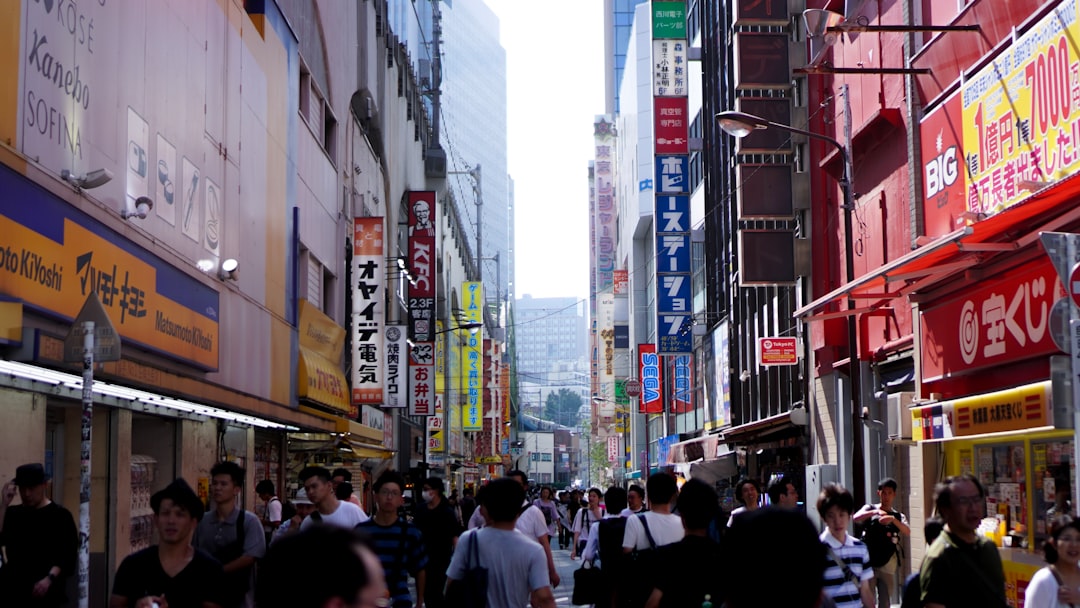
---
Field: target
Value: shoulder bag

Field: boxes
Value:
[572,559,603,605]
[444,532,487,608]
[1050,565,1076,608]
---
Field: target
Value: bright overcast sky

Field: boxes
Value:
[485,0,605,303]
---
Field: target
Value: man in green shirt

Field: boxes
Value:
[920,474,1007,608]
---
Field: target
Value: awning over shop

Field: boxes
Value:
[298,347,350,413]
[288,431,395,461]
[720,411,795,444]
[911,381,1053,442]
[795,173,1080,320]
[666,435,720,464]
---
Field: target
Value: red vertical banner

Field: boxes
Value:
[408,191,436,416]
[639,344,663,414]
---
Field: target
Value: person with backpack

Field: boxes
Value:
[195,462,266,608]
[621,474,685,608]
[255,480,282,546]
[356,471,428,608]
[571,488,605,559]
[582,486,629,607]
[854,477,910,608]
[446,478,556,608]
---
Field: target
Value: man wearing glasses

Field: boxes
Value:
[356,472,428,608]
[919,474,1007,608]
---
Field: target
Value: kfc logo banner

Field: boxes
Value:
[408,192,437,416]
[351,218,384,405]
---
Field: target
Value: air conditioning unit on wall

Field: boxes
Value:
[887,392,916,440]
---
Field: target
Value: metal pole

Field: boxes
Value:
[839,84,865,502]
[78,321,94,608]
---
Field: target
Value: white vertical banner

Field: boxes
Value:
[597,291,616,416]
[351,217,385,406]
[383,324,406,408]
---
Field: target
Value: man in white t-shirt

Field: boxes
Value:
[507,470,560,588]
[623,473,685,551]
[446,478,555,608]
[621,473,684,608]
[298,466,369,530]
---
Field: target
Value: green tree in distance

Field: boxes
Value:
[543,388,584,426]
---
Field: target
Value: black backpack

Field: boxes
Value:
[860,509,901,568]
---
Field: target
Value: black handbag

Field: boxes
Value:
[572,561,602,605]
[444,531,488,608]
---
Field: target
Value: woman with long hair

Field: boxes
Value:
[1025,515,1080,608]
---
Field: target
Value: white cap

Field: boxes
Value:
[293,489,313,505]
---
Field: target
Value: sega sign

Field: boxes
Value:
[639,343,663,414]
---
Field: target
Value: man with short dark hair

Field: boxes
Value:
[506,470,560,588]
[411,477,460,608]
[621,473,684,608]
[766,474,800,509]
[256,526,389,608]
[195,461,266,608]
[854,477,910,608]
[727,478,761,527]
[920,474,1006,608]
[645,479,724,608]
[255,479,282,545]
[356,471,428,608]
[110,478,226,608]
[818,483,875,608]
[620,484,648,516]
[299,466,369,530]
[446,478,555,608]
[331,467,363,508]
[0,463,78,607]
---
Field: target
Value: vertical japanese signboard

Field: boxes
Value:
[351,217,384,405]
[653,1,691,356]
[639,343,663,414]
[408,192,436,416]
[383,325,406,408]
[463,282,484,431]
[597,292,616,415]
[655,195,692,354]
[594,117,617,293]
[673,354,693,413]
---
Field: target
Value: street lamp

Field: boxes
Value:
[716,101,863,497]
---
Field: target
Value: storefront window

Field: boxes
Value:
[968,442,1027,547]
[1031,438,1075,548]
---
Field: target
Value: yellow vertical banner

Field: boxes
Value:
[463,282,484,431]
[435,320,445,392]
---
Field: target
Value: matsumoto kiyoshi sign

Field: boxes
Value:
[0,165,219,369]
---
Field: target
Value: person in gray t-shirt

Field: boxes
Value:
[446,478,555,608]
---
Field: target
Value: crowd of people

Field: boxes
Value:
[4,459,1080,607]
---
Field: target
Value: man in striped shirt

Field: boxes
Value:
[356,471,428,608]
[817,483,875,608]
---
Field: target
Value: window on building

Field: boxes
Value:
[299,62,337,163]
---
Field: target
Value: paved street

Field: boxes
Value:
[551,542,579,605]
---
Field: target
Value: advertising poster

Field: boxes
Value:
[463,281,483,430]
[408,192,436,416]
[351,217,385,405]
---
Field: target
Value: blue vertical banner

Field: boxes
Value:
[652,1,691,356]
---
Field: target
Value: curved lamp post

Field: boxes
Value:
[716,106,863,496]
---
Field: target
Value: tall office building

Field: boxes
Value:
[605,0,650,114]
[515,296,587,383]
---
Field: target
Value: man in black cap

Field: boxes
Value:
[0,463,78,607]
[110,478,226,608]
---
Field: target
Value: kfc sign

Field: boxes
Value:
[920,258,1064,382]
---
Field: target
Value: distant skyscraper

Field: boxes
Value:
[441,0,511,307]
[515,296,587,382]
[385,0,511,308]
[605,0,649,114]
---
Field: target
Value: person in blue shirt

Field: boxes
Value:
[356,471,428,608]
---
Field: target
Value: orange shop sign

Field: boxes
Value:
[758,337,797,366]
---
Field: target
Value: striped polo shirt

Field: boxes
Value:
[820,530,874,608]
[356,518,429,607]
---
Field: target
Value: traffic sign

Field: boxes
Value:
[624,379,642,398]
[1071,262,1080,308]
[63,292,121,362]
